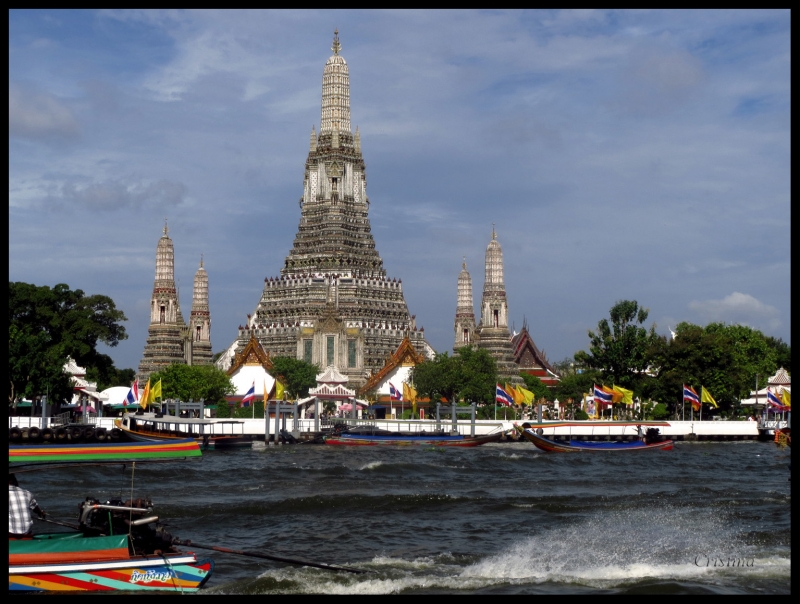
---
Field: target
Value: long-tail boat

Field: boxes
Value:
[515,421,674,452]
[115,413,253,449]
[325,425,507,447]
[9,439,214,592]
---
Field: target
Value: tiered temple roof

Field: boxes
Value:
[512,320,560,387]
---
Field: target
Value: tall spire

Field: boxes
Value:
[454,257,477,350]
[484,225,504,288]
[476,227,522,384]
[190,256,212,365]
[320,29,350,134]
[138,223,187,383]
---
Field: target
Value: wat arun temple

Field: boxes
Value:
[214,31,433,388]
[139,32,557,390]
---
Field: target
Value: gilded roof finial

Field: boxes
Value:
[332,29,341,55]
[164,217,168,236]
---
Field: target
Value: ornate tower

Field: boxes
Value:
[138,220,187,383]
[477,227,523,384]
[189,256,213,366]
[454,258,477,350]
[226,31,431,387]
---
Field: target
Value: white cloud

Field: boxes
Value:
[45,179,188,211]
[688,292,781,331]
[9,83,80,140]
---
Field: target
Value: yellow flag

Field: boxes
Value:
[613,385,634,405]
[700,386,717,408]
[404,382,418,416]
[276,380,285,401]
[140,379,151,409]
[151,379,162,401]
[781,390,791,407]
[517,386,535,405]
[263,380,268,405]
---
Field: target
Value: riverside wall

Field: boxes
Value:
[9,416,775,441]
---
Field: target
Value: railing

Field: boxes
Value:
[49,412,72,427]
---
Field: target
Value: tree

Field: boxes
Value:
[9,282,128,406]
[574,300,657,390]
[552,368,601,404]
[764,336,791,371]
[270,357,319,399]
[86,365,136,393]
[520,373,551,401]
[646,322,783,416]
[411,346,497,405]
[148,364,235,405]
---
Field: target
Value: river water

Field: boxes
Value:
[29,440,791,594]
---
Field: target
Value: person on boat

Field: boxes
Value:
[9,473,46,539]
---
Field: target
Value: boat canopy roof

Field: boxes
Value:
[520,421,670,428]
[127,413,243,425]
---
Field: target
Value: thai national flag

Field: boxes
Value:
[683,384,701,411]
[593,385,613,408]
[124,381,139,407]
[767,389,789,411]
[496,384,514,407]
[389,382,402,401]
[241,382,256,407]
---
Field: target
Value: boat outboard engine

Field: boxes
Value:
[644,427,662,444]
[78,497,174,554]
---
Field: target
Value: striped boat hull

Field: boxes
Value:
[9,555,213,592]
[8,439,202,464]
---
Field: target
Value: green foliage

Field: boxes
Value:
[552,368,601,403]
[270,357,319,399]
[574,408,589,420]
[649,403,669,420]
[216,401,231,418]
[234,400,264,418]
[646,322,784,415]
[9,282,128,405]
[520,373,550,401]
[148,363,235,405]
[764,336,791,370]
[86,366,136,393]
[571,300,791,419]
[411,346,497,404]
[574,300,657,390]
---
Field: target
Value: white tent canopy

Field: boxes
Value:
[99,386,135,406]
[229,364,276,397]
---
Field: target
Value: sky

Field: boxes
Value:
[9,9,791,375]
